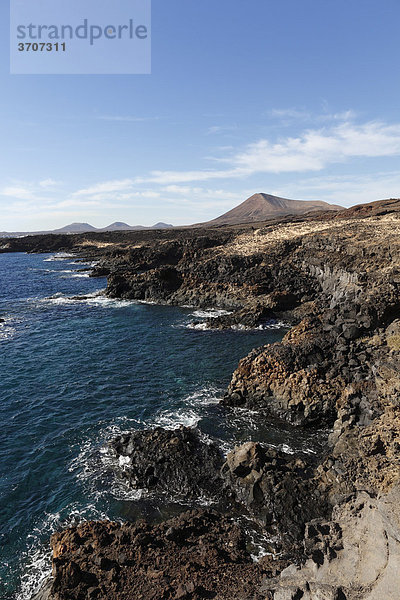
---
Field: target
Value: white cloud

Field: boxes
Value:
[206,125,238,135]
[233,121,400,173]
[96,115,160,123]
[118,191,161,200]
[0,179,63,204]
[70,180,162,203]
[133,119,400,185]
[134,169,243,185]
[3,113,400,230]
[268,108,357,123]
[269,108,312,121]
[1,186,35,200]
[72,179,135,197]
[274,171,400,207]
[39,178,60,188]
[162,185,245,201]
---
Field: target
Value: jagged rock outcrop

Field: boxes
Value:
[106,426,327,552]
[107,427,224,501]
[222,317,343,425]
[48,509,284,600]
[263,488,400,600]
[221,442,329,554]
[19,203,400,599]
[108,429,328,555]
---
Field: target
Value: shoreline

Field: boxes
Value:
[3,202,400,599]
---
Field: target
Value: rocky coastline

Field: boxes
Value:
[6,198,400,599]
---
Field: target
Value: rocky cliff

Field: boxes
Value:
[8,199,400,599]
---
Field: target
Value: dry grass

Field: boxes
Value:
[387,335,400,351]
[79,240,115,248]
[222,213,400,257]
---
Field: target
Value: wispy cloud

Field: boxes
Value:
[72,179,135,197]
[268,108,357,124]
[274,171,400,207]
[96,115,161,123]
[71,179,163,203]
[2,113,400,230]
[234,121,400,173]
[133,119,400,185]
[1,185,37,201]
[134,169,242,185]
[39,178,61,188]
[268,108,312,121]
[206,125,238,135]
[161,185,246,201]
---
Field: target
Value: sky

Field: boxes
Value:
[1,0,400,230]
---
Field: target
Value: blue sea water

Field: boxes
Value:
[0,252,320,599]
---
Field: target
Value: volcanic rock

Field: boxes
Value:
[108,427,224,500]
[222,442,329,553]
[48,509,284,600]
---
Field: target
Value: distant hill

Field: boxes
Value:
[200,193,343,226]
[53,222,98,234]
[0,221,174,237]
[98,222,144,232]
[336,198,400,218]
[152,222,174,229]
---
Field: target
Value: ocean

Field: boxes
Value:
[0,252,320,599]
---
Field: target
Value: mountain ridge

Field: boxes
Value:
[198,193,344,226]
[0,221,174,238]
[0,194,347,237]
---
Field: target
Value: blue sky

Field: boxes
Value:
[1,0,400,230]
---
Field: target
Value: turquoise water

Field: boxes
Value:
[0,252,316,599]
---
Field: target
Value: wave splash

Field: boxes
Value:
[15,503,110,600]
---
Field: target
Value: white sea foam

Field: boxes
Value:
[68,260,98,267]
[43,252,74,262]
[68,272,90,278]
[84,296,139,308]
[16,542,51,600]
[185,308,289,331]
[15,503,112,600]
[68,418,147,502]
[67,388,223,503]
[0,315,23,341]
[279,443,295,454]
[235,515,276,563]
[300,446,317,455]
[186,322,210,331]
[119,455,131,467]
[231,320,289,331]
[191,308,232,319]
[187,320,289,331]
[0,325,15,340]
[148,386,221,431]
[44,291,143,309]
[55,270,91,279]
[150,407,202,429]
[40,270,89,279]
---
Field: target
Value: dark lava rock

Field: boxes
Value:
[222,318,342,426]
[49,509,285,600]
[222,442,329,554]
[204,303,276,330]
[108,427,328,555]
[108,427,224,500]
[90,265,110,277]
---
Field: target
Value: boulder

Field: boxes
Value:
[49,509,280,600]
[221,442,329,553]
[108,426,224,500]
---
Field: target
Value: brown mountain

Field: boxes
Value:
[202,193,344,226]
